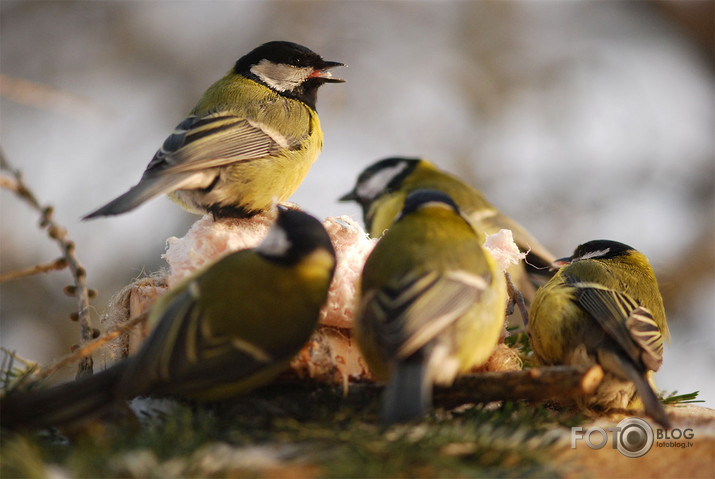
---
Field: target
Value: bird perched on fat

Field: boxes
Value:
[1,208,336,429]
[340,157,555,306]
[85,41,344,220]
[528,240,671,428]
[354,189,507,424]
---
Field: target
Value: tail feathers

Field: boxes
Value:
[618,356,671,429]
[381,360,431,425]
[1,362,127,429]
[83,174,189,219]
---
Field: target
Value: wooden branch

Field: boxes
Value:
[435,365,604,407]
[328,365,604,407]
[0,150,95,377]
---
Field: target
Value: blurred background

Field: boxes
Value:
[1,1,713,406]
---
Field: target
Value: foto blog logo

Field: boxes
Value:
[571,417,654,458]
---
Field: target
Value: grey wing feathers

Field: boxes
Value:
[83,172,197,219]
[363,271,487,360]
[84,113,284,219]
[117,283,274,399]
[625,307,664,372]
[149,113,282,173]
[570,280,663,372]
[115,287,198,398]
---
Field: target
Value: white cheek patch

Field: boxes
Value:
[250,59,313,93]
[576,248,611,261]
[356,162,409,201]
[256,223,292,257]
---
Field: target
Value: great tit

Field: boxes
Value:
[1,208,336,429]
[355,189,507,424]
[85,41,344,220]
[339,157,555,305]
[528,240,671,428]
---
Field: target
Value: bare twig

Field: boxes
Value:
[0,172,20,191]
[505,271,529,328]
[0,150,95,377]
[0,258,68,283]
[33,312,148,381]
[0,73,111,120]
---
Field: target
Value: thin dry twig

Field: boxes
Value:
[0,258,69,283]
[0,172,20,191]
[0,150,95,377]
[505,271,529,327]
[0,73,111,120]
[32,312,148,381]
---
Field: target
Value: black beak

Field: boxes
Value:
[339,189,358,202]
[550,256,571,271]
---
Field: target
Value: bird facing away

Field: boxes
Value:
[1,208,336,429]
[355,189,507,424]
[84,41,344,220]
[528,240,671,428]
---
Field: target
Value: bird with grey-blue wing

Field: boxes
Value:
[528,240,671,428]
[339,157,555,309]
[1,208,336,429]
[355,189,507,424]
[84,41,344,220]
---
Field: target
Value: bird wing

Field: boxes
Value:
[570,279,663,372]
[144,112,295,175]
[116,281,274,399]
[625,307,664,372]
[362,270,488,361]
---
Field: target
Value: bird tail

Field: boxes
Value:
[1,361,127,429]
[83,174,188,219]
[619,357,671,429]
[381,358,431,425]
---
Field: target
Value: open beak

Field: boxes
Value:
[311,61,346,83]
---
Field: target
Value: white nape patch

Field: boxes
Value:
[576,248,611,261]
[256,222,292,257]
[356,162,409,200]
[418,201,455,212]
[250,59,313,92]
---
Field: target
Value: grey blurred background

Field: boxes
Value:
[1,1,713,406]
